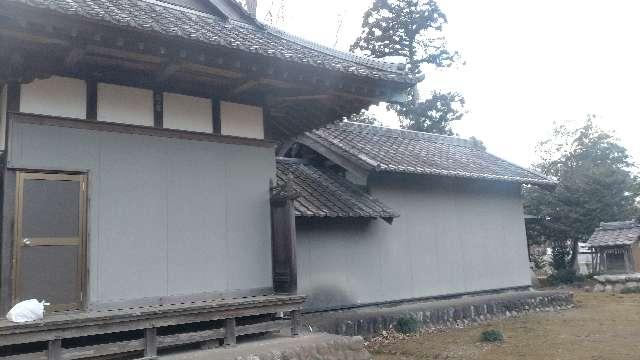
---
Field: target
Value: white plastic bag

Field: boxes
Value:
[6,299,46,323]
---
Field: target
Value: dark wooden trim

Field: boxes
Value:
[7,112,276,150]
[85,79,97,120]
[153,90,163,128]
[0,169,16,314]
[6,82,20,113]
[211,97,221,135]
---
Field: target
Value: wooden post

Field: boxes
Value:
[143,328,158,359]
[224,318,236,347]
[47,338,62,360]
[290,309,301,336]
[153,91,163,128]
[86,79,97,120]
[624,246,632,273]
[6,82,20,113]
[270,177,299,294]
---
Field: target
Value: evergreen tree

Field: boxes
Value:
[524,116,640,271]
[351,0,463,134]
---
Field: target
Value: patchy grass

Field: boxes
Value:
[368,291,640,359]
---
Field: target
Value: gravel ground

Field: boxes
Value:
[368,291,640,359]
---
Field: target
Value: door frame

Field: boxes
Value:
[12,171,88,311]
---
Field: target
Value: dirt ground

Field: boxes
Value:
[368,291,640,360]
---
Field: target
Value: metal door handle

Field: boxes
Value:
[22,238,31,246]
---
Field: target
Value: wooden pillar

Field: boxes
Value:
[143,328,158,359]
[290,309,301,336]
[624,246,632,273]
[224,318,236,347]
[6,82,20,113]
[211,98,221,134]
[86,79,97,120]
[270,177,299,294]
[0,169,15,314]
[47,339,62,360]
[153,91,163,128]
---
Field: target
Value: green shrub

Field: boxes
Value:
[480,329,504,342]
[395,316,419,335]
[547,269,585,285]
[620,286,640,294]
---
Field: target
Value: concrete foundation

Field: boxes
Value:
[303,290,574,338]
[160,333,371,360]
[592,273,640,292]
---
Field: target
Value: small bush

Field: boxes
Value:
[620,286,640,294]
[547,269,585,285]
[480,329,504,343]
[395,316,419,335]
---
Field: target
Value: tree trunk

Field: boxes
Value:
[568,239,579,271]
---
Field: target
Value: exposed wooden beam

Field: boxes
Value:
[64,48,85,68]
[231,79,259,95]
[270,94,332,102]
[155,61,183,83]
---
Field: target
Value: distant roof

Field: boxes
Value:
[299,122,556,186]
[276,158,398,219]
[588,221,640,247]
[5,0,417,84]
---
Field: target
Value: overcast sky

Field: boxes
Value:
[256,0,640,169]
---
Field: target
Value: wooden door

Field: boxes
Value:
[13,172,87,311]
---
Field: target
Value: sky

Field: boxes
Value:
[255,0,640,169]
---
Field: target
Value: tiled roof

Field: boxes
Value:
[301,122,555,186]
[588,221,640,247]
[5,0,416,84]
[276,158,398,219]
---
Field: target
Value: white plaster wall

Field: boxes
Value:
[163,93,212,133]
[0,84,6,150]
[97,83,153,126]
[20,76,86,119]
[297,176,532,310]
[220,101,264,139]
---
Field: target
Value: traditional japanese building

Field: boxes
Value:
[279,121,555,310]
[0,0,417,357]
[588,221,640,274]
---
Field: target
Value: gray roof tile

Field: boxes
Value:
[302,122,555,185]
[276,158,397,219]
[588,221,640,247]
[6,0,416,83]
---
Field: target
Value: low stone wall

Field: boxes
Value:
[592,273,640,292]
[303,290,574,338]
[161,334,371,360]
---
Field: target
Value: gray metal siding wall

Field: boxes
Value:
[297,176,531,311]
[8,122,274,305]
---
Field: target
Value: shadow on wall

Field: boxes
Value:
[304,285,355,312]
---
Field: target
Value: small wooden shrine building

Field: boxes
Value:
[588,221,640,274]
